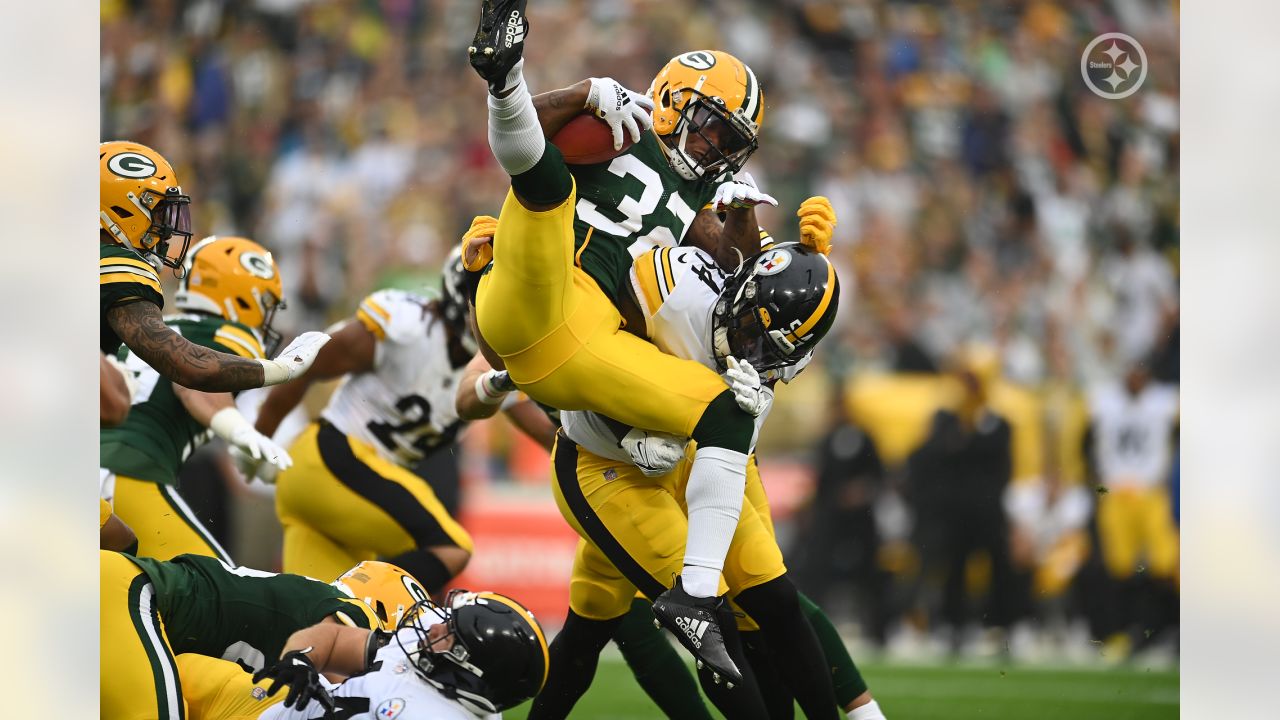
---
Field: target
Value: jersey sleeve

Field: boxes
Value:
[355,289,430,345]
[100,244,164,312]
[211,322,266,360]
[331,597,381,630]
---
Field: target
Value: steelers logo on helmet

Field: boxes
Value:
[239,251,276,280]
[754,248,792,276]
[678,51,717,71]
[107,151,158,179]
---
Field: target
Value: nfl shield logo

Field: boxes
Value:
[604,468,619,482]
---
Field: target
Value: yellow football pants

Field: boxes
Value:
[101,550,188,720]
[475,185,728,439]
[276,421,473,583]
[552,433,785,622]
[177,654,283,720]
[112,475,232,563]
[1096,486,1179,580]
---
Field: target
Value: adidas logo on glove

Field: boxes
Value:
[675,616,710,649]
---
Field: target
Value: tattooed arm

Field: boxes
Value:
[533,80,591,137]
[684,207,761,272]
[107,300,266,392]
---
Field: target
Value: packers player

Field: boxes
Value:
[99,140,329,393]
[101,236,295,562]
[176,591,548,719]
[100,552,422,720]
[467,0,791,681]
[251,248,556,593]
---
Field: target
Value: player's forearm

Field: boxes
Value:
[533,80,591,137]
[281,623,372,676]
[687,209,762,271]
[505,401,558,452]
[100,512,137,552]
[108,302,266,392]
[173,384,236,427]
[255,373,312,438]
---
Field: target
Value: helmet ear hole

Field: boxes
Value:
[236,297,251,310]
[111,205,134,219]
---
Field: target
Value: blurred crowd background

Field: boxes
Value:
[101,0,1180,664]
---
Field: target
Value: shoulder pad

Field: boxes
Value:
[357,289,432,344]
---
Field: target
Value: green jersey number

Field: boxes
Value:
[576,154,699,256]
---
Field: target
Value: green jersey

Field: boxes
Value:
[127,553,378,670]
[570,133,717,303]
[100,243,165,355]
[100,313,264,485]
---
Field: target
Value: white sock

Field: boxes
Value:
[486,60,546,176]
[848,699,886,720]
[681,446,748,598]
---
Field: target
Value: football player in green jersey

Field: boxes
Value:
[466,0,784,694]
[101,236,294,563]
[99,141,329,393]
[100,551,423,720]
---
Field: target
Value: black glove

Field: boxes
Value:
[253,648,336,713]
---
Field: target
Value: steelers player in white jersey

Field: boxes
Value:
[1086,360,1179,657]
[175,591,548,720]
[249,248,556,594]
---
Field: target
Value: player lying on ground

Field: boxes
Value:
[249,247,555,594]
[176,591,548,720]
[99,141,329,393]
[102,236,293,563]
[100,551,425,720]
[467,0,779,683]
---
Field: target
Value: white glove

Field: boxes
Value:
[725,356,773,417]
[620,428,687,477]
[585,77,655,150]
[209,407,292,472]
[712,171,777,213]
[258,331,331,387]
[229,444,280,485]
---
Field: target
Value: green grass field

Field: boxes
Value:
[507,657,1179,719]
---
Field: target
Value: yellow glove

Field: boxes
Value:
[461,215,499,271]
[796,196,836,255]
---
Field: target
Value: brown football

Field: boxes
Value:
[550,113,634,165]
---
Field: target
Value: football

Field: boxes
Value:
[551,113,634,165]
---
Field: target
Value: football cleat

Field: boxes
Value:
[468,0,528,95]
[652,577,742,685]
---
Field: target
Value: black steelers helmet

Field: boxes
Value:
[439,245,478,355]
[399,590,549,714]
[711,242,840,372]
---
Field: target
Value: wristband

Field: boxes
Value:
[475,370,512,405]
[258,358,289,386]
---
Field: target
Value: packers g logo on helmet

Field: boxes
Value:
[677,51,717,71]
[239,251,276,280]
[106,152,158,179]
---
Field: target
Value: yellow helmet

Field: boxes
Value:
[99,141,193,270]
[175,236,286,354]
[333,561,430,631]
[649,50,764,183]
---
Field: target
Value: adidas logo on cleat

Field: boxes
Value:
[505,11,525,48]
[674,616,710,649]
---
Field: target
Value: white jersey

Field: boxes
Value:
[260,607,498,720]
[323,290,468,466]
[1088,382,1179,489]
[560,246,806,460]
